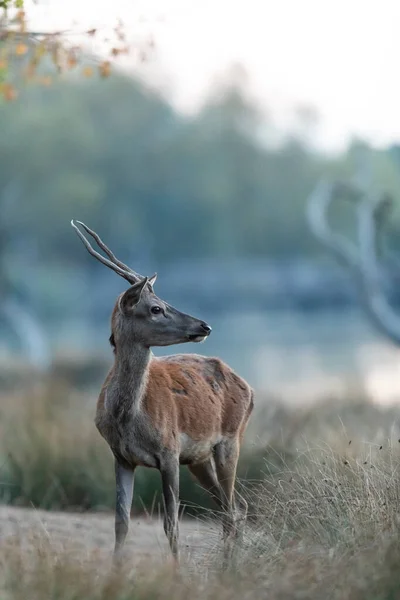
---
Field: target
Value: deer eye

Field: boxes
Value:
[151,306,162,315]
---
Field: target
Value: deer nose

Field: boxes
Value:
[201,322,212,334]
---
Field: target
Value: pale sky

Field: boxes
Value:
[25,0,400,152]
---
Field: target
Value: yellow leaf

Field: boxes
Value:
[0,59,7,70]
[99,61,111,78]
[16,10,26,33]
[67,53,77,69]
[2,83,18,101]
[40,75,52,86]
[82,66,93,77]
[15,43,28,56]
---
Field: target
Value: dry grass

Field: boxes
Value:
[0,375,275,513]
[0,379,115,510]
[0,504,216,600]
[2,375,400,597]
[238,443,400,596]
[2,443,400,599]
[0,379,218,512]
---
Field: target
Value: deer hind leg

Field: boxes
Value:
[213,438,243,568]
[188,459,225,510]
[114,460,135,563]
[160,458,180,563]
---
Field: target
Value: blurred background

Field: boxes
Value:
[1,0,400,513]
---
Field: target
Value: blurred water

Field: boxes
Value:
[48,308,400,405]
[194,308,400,404]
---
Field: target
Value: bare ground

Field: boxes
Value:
[0,506,219,571]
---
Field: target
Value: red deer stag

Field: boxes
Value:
[71,220,254,566]
[307,178,400,344]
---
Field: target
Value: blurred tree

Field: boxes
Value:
[0,41,399,325]
[0,179,50,367]
[2,68,399,267]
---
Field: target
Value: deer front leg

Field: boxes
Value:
[160,459,180,562]
[114,459,135,563]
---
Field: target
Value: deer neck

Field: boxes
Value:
[111,342,152,416]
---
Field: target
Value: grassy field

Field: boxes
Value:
[2,374,400,598]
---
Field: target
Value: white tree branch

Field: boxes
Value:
[356,194,400,345]
[307,178,400,347]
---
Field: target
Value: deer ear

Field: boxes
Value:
[119,277,148,313]
[148,273,157,289]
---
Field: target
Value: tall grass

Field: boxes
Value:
[0,380,114,510]
[1,376,400,516]
[3,376,400,597]
[3,440,400,599]
[0,377,263,513]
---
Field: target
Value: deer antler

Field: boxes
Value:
[74,220,135,273]
[71,220,144,284]
[307,180,400,345]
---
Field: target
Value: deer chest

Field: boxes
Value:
[95,412,161,469]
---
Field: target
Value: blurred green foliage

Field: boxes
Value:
[1,64,399,273]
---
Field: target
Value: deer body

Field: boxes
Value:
[97,354,252,469]
[71,220,253,567]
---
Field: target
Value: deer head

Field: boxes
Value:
[71,220,212,348]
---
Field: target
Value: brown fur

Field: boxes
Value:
[97,354,253,459]
[98,299,254,465]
